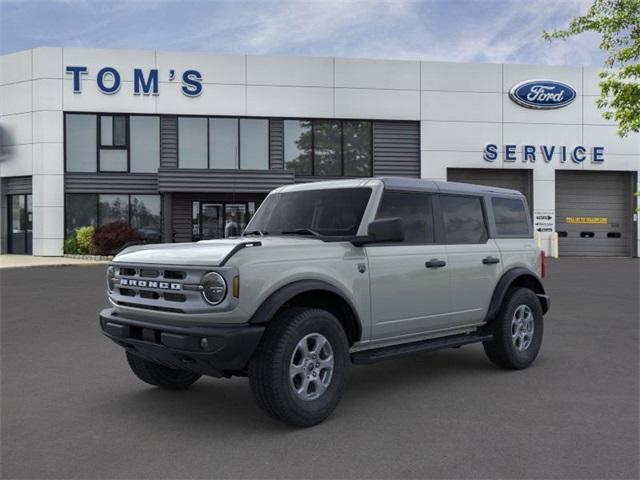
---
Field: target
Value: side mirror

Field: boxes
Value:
[352,217,404,245]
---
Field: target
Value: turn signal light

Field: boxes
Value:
[233,276,240,298]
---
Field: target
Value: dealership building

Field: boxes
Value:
[0,47,638,257]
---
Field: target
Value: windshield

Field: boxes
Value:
[245,187,372,237]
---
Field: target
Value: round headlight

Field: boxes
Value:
[106,266,115,292]
[201,272,227,305]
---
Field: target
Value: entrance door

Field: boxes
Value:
[8,194,32,254]
[200,203,223,240]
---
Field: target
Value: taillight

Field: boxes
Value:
[540,250,546,278]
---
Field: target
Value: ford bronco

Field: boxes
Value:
[100,177,549,426]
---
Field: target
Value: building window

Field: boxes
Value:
[284,119,372,177]
[178,117,269,170]
[284,120,312,174]
[240,119,269,170]
[130,116,160,173]
[191,201,256,241]
[65,193,161,242]
[65,113,159,173]
[65,114,97,172]
[209,118,238,169]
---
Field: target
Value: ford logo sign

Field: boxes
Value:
[509,79,577,109]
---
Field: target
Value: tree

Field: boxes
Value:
[543,0,640,136]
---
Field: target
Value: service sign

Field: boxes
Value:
[534,210,555,233]
[509,79,577,109]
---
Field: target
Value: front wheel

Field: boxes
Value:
[483,288,544,369]
[248,307,350,427]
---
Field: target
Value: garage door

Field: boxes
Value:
[556,171,634,257]
[447,168,533,211]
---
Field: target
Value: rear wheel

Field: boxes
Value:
[126,351,201,389]
[483,288,544,369]
[248,307,349,427]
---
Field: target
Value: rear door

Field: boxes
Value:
[439,194,503,326]
[366,191,451,341]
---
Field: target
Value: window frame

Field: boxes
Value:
[490,195,533,239]
[438,193,490,245]
[64,112,161,174]
[177,115,271,170]
[284,118,373,178]
[371,190,440,246]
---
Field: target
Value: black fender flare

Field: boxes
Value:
[485,267,549,322]
[248,279,362,339]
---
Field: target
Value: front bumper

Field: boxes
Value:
[99,308,264,377]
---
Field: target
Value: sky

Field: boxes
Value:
[0,0,604,66]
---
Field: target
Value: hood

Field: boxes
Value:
[112,236,323,266]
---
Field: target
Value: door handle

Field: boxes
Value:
[426,259,446,268]
[482,256,500,265]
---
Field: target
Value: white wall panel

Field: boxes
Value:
[0,113,32,146]
[0,50,32,85]
[157,83,245,116]
[33,143,64,176]
[33,111,63,144]
[32,174,63,207]
[0,145,32,176]
[32,205,64,239]
[63,48,156,81]
[247,55,333,87]
[421,121,501,152]
[583,96,616,126]
[503,64,583,94]
[421,61,501,92]
[335,88,419,120]
[584,125,640,156]
[503,123,582,151]
[0,82,32,115]
[583,67,602,96]
[33,79,63,111]
[33,47,63,80]
[157,51,245,85]
[335,58,419,90]
[421,91,501,122]
[33,237,64,256]
[247,86,332,117]
[533,179,555,210]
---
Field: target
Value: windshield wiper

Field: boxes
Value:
[280,228,321,238]
[243,230,268,236]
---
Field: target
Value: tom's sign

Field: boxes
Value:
[509,79,576,109]
[65,66,203,97]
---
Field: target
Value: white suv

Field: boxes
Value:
[100,177,550,426]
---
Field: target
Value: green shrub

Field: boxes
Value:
[63,236,79,254]
[76,226,97,255]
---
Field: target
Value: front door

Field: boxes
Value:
[8,194,32,254]
[200,203,223,240]
[366,191,451,342]
[192,201,254,241]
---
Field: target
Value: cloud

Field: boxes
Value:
[0,0,605,66]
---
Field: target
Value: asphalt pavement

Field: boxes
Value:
[1,258,638,479]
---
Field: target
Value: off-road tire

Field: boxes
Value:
[483,287,544,369]
[126,351,201,389]
[248,307,350,427]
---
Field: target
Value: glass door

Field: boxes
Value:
[200,203,223,240]
[8,194,32,254]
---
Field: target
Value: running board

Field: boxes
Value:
[351,332,493,365]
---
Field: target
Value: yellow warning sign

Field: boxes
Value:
[565,217,608,224]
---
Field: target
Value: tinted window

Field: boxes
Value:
[284,120,312,174]
[98,195,129,226]
[246,188,371,237]
[131,195,161,242]
[313,121,341,176]
[65,194,97,236]
[130,116,160,173]
[240,119,268,170]
[343,121,371,177]
[178,117,207,168]
[210,118,238,169]
[376,192,434,243]
[441,195,487,244]
[492,197,530,236]
[66,114,97,172]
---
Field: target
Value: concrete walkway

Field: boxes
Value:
[0,254,108,269]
